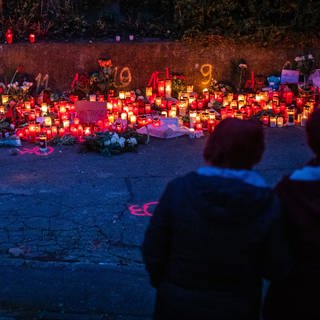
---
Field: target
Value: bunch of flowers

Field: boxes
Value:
[7,81,33,95]
[80,129,147,156]
[209,79,234,93]
[171,73,187,98]
[294,53,315,85]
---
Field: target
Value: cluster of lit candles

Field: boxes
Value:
[0,80,317,144]
[4,29,35,44]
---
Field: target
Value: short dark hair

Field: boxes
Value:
[306,108,320,156]
[203,118,265,169]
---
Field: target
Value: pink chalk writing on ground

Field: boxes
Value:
[128,201,159,217]
[19,146,55,156]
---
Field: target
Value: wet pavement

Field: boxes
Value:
[0,126,313,319]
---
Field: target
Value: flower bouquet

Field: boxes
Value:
[80,128,147,156]
[294,53,315,88]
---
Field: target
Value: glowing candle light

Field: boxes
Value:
[89,94,96,102]
[58,127,65,136]
[119,91,126,100]
[1,95,9,104]
[165,79,172,97]
[130,115,137,124]
[158,80,165,96]
[44,117,52,127]
[146,87,153,97]
[29,33,35,44]
[51,126,58,136]
[5,29,13,44]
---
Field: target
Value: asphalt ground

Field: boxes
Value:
[0,126,313,319]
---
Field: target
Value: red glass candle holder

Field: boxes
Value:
[5,29,13,44]
[29,33,35,44]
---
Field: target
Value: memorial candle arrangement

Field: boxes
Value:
[0,81,318,146]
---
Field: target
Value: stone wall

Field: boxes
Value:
[0,40,313,93]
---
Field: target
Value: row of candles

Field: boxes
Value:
[4,29,35,44]
[0,85,317,143]
[3,29,134,45]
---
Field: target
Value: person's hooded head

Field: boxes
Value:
[203,118,265,170]
[306,108,320,158]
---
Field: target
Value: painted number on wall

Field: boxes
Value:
[113,66,132,88]
[200,64,213,86]
[35,73,49,91]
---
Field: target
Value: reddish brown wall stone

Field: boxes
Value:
[0,41,313,93]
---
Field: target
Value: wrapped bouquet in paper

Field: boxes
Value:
[137,117,191,139]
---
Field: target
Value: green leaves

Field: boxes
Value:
[0,0,319,44]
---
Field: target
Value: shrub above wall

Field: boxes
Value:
[1,0,320,47]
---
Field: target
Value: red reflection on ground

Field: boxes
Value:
[128,201,159,216]
[19,146,54,156]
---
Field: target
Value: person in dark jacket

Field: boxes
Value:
[263,108,320,320]
[142,118,292,320]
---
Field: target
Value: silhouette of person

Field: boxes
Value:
[142,118,292,320]
[263,108,320,320]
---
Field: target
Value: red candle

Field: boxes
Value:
[29,33,35,44]
[16,129,24,139]
[197,100,204,109]
[133,106,139,115]
[5,29,13,44]
[261,115,269,126]
[84,127,91,135]
[77,125,83,136]
[29,124,36,133]
[285,91,293,105]
[70,126,77,136]
[51,126,58,136]
[46,128,52,138]
[145,104,151,114]
[28,113,36,121]
[273,104,281,114]
[207,119,215,133]
[158,80,165,96]
[153,118,161,127]
[96,120,104,129]
[296,97,304,109]
[58,127,65,136]
[195,122,203,131]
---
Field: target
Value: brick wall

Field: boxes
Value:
[0,40,304,93]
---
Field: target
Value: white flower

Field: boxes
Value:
[110,135,119,144]
[119,137,125,148]
[308,54,314,60]
[110,133,119,144]
[112,133,119,139]
[127,137,137,145]
[22,81,33,89]
[239,64,247,69]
